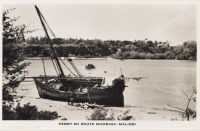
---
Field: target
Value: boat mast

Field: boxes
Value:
[35,5,65,76]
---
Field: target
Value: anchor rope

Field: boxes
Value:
[19,82,35,86]
[19,85,35,97]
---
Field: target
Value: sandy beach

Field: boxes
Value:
[12,82,186,121]
[13,97,184,121]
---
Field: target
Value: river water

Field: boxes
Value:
[24,58,196,110]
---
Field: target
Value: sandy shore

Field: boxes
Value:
[13,97,184,120]
[12,82,186,121]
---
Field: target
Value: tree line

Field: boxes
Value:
[23,37,197,60]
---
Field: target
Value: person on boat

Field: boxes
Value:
[67,91,72,105]
[80,85,83,92]
[67,91,74,105]
[70,97,74,106]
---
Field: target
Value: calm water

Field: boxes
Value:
[24,59,196,110]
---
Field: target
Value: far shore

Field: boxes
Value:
[25,57,196,61]
[25,57,109,60]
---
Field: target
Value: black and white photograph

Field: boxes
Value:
[1,0,199,130]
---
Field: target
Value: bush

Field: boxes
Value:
[3,88,13,101]
[15,103,38,120]
[3,102,59,120]
[87,107,134,120]
[37,111,59,120]
[87,107,114,120]
[2,103,16,120]
[117,110,134,120]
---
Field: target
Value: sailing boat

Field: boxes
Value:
[32,5,126,107]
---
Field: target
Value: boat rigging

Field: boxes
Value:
[35,5,65,77]
[67,58,82,77]
[34,5,104,91]
[22,5,130,107]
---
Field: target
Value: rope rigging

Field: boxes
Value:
[67,58,82,77]
[19,82,35,86]
[40,12,56,38]
[26,15,32,33]
[51,59,59,75]
[59,58,77,76]
[35,5,82,77]
[41,56,47,82]
[33,5,86,79]
[35,5,65,77]
[26,6,84,78]
[17,83,35,97]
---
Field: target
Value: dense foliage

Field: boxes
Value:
[24,37,197,60]
[2,8,59,120]
[3,103,58,120]
[3,8,29,101]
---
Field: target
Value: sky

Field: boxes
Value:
[3,4,197,46]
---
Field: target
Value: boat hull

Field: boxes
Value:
[34,78,124,107]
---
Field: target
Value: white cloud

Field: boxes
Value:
[161,10,196,45]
